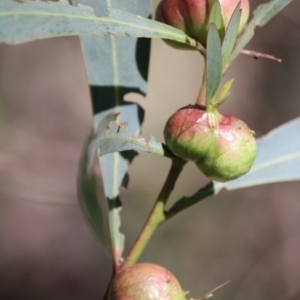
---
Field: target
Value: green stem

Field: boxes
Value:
[196,64,207,106]
[121,158,186,270]
[195,41,207,57]
[101,268,115,300]
[165,182,215,220]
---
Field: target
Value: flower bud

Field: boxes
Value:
[108,263,187,300]
[164,105,256,182]
[156,0,250,47]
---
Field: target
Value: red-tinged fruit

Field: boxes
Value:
[156,0,250,47]
[108,263,187,300]
[164,105,257,182]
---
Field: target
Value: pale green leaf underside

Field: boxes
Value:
[88,114,167,160]
[214,117,300,192]
[71,0,152,263]
[0,0,195,47]
[229,0,295,65]
[77,130,112,255]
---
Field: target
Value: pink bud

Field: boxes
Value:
[156,0,250,48]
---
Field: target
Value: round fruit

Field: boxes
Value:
[156,0,250,47]
[108,263,187,300]
[164,105,257,182]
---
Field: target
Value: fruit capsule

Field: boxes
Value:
[108,263,187,300]
[164,105,257,182]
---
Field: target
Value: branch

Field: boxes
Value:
[241,49,282,63]
[165,182,215,220]
[120,157,187,270]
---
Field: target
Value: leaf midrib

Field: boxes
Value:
[250,151,300,173]
[0,10,185,40]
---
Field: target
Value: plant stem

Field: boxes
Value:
[165,182,215,220]
[196,65,207,106]
[121,158,187,270]
[101,268,115,300]
[196,41,207,57]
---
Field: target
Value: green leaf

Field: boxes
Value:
[77,115,117,255]
[208,0,225,40]
[221,3,241,70]
[228,0,295,66]
[214,78,234,107]
[206,23,222,104]
[87,114,169,158]
[214,117,300,193]
[73,0,151,267]
[0,0,196,48]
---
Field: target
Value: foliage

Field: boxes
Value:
[0,0,298,298]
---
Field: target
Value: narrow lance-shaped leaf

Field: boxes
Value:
[213,117,300,193]
[228,0,295,66]
[208,0,225,40]
[214,78,234,107]
[87,114,169,158]
[73,0,151,268]
[206,23,222,104]
[0,0,196,48]
[221,3,241,70]
[77,114,118,255]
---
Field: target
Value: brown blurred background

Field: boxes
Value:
[1,0,300,299]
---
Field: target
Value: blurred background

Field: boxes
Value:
[1,0,300,299]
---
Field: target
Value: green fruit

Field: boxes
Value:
[108,263,187,300]
[156,0,250,48]
[164,105,257,182]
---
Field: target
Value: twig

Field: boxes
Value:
[241,49,282,63]
[165,182,215,220]
[120,157,187,270]
[196,41,207,57]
